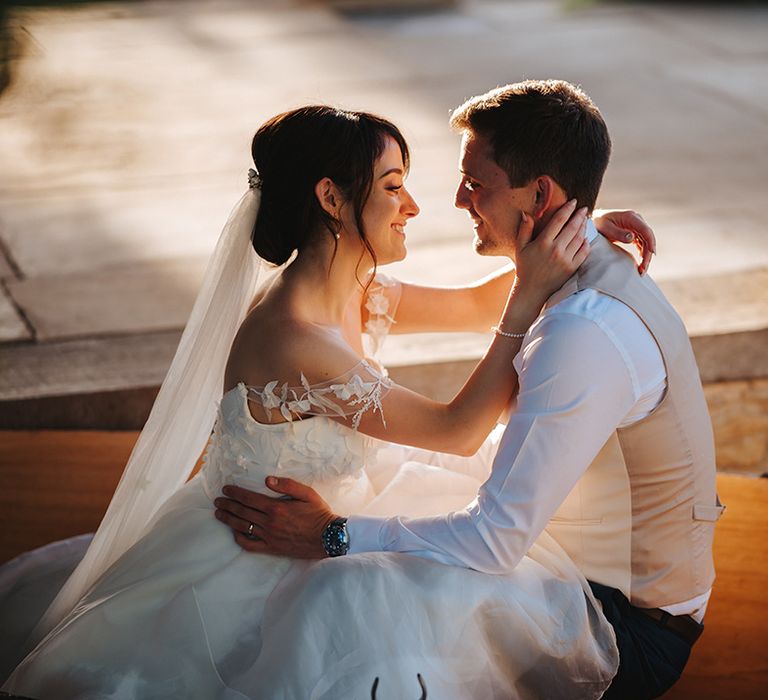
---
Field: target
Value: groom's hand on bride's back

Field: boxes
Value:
[214,478,337,558]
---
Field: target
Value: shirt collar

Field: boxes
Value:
[541,218,598,312]
[585,218,598,243]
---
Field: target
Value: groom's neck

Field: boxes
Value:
[531,208,557,240]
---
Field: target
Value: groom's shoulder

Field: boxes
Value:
[540,288,626,327]
[525,290,618,357]
[532,288,649,352]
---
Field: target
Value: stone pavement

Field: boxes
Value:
[0,1,766,469]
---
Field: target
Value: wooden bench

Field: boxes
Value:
[663,473,767,699]
[1,431,766,698]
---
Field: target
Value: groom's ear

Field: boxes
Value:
[315,178,342,217]
[531,176,557,220]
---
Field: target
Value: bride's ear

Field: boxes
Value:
[315,178,343,217]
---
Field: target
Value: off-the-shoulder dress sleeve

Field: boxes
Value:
[362,273,402,359]
[243,359,392,429]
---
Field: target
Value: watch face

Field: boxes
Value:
[323,518,349,557]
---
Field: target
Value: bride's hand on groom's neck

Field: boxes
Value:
[512,200,589,306]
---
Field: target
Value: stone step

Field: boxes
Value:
[6,256,207,341]
[3,232,767,345]
[1,268,766,432]
[0,287,30,343]
[329,0,459,11]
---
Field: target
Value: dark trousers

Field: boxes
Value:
[589,581,698,700]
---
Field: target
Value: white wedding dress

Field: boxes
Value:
[1,281,618,700]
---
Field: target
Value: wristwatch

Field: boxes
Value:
[321,517,349,557]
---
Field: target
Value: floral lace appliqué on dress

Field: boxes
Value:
[200,361,392,501]
[363,274,402,359]
[248,360,391,430]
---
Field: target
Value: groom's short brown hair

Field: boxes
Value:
[450,80,611,211]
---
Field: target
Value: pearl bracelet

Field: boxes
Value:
[491,325,527,339]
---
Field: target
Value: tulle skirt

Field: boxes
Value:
[2,441,617,699]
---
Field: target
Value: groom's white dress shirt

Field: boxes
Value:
[349,221,710,621]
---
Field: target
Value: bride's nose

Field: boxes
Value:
[402,187,420,219]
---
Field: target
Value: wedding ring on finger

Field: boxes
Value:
[247,522,256,539]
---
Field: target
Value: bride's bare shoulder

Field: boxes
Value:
[225,304,361,391]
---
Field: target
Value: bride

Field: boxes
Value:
[2,106,653,699]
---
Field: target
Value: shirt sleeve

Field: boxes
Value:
[347,311,639,573]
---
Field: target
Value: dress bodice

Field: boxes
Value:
[201,273,402,510]
[203,382,375,488]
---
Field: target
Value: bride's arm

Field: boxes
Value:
[377,264,516,334]
[379,209,655,334]
[335,204,589,456]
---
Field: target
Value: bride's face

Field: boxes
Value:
[354,136,419,265]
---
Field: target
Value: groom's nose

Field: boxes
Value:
[454,181,470,210]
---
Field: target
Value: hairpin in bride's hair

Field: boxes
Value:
[248,168,263,190]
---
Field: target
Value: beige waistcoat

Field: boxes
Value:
[544,235,723,609]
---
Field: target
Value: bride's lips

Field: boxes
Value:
[391,223,406,237]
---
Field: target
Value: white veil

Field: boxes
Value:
[31,176,264,641]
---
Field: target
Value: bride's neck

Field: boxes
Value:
[279,236,369,327]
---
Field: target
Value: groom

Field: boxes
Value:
[216,80,722,699]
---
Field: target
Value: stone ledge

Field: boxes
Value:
[329,0,458,11]
[6,257,206,342]
[704,378,768,476]
[0,330,179,404]
[2,269,766,440]
[1,324,765,423]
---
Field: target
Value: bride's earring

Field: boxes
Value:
[334,232,341,240]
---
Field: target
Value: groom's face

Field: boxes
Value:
[454,130,537,260]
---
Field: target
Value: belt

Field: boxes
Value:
[635,607,703,646]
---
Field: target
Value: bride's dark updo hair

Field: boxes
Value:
[251,106,410,266]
